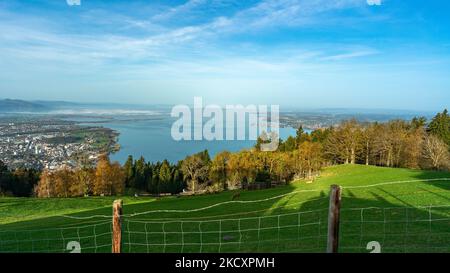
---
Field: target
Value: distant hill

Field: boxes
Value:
[0,99,50,112]
[32,100,80,109]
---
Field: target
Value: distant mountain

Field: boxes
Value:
[0,99,169,114]
[32,100,81,109]
[0,99,50,112]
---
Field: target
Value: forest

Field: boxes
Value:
[0,110,449,198]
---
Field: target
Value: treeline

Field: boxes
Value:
[123,156,185,194]
[1,110,449,198]
[316,110,449,170]
[0,161,40,197]
[34,155,125,198]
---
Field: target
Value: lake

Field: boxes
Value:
[84,115,304,164]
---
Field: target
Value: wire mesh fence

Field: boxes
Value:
[1,179,450,253]
[0,220,112,253]
[339,205,450,253]
[122,209,328,253]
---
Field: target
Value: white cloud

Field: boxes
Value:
[152,0,207,21]
[0,0,384,80]
[321,49,379,61]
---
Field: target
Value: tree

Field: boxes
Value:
[149,164,159,194]
[10,168,39,197]
[0,161,8,195]
[324,120,363,164]
[311,128,332,143]
[279,136,297,152]
[93,156,125,196]
[1,163,39,197]
[210,151,231,191]
[52,168,74,198]
[158,160,172,193]
[72,167,95,197]
[123,155,135,188]
[272,152,294,184]
[387,120,409,167]
[237,151,262,184]
[422,135,450,170]
[402,120,426,169]
[196,150,212,165]
[361,124,377,166]
[171,169,184,194]
[372,120,409,167]
[181,154,210,193]
[134,156,147,190]
[296,126,310,146]
[428,109,450,147]
[110,162,126,195]
[411,116,427,130]
[34,170,54,198]
[295,142,323,179]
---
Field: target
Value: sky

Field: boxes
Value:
[0,0,449,111]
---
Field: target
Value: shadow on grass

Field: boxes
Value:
[0,169,449,253]
[333,168,450,253]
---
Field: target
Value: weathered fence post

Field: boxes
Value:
[327,185,342,253]
[112,199,123,254]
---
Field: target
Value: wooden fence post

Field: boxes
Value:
[112,199,123,254]
[327,185,342,253]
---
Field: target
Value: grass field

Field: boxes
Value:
[0,164,449,253]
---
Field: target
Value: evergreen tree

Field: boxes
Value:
[159,160,172,193]
[134,156,147,190]
[0,161,12,195]
[311,128,332,143]
[428,109,450,147]
[123,155,134,188]
[295,126,310,146]
[411,116,427,130]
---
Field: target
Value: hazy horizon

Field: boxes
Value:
[0,97,443,115]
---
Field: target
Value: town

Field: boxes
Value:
[0,117,119,170]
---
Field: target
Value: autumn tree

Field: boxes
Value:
[324,120,363,164]
[209,151,231,191]
[272,152,294,184]
[361,123,377,166]
[52,168,75,198]
[34,170,54,198]
[372,120,409,167]
[93,156,125,196]
[181,154,210,193]
[422,135,450,170]
[72,167,95,197]
[294,141,323,179]
[402,121,426,169]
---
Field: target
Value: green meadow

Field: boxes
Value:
[1,165,449,253]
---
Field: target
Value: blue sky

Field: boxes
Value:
[0,0,449,111]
